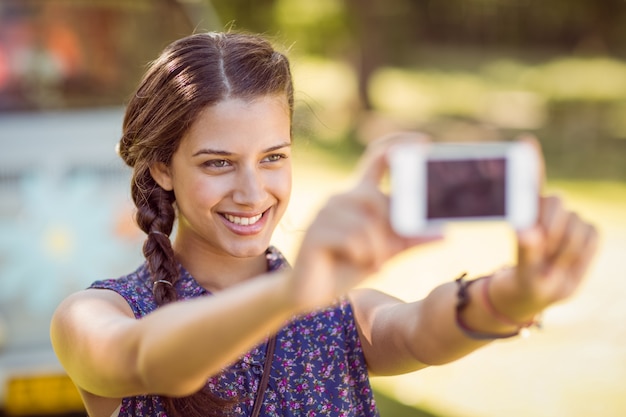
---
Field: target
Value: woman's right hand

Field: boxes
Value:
[288,133,441,311]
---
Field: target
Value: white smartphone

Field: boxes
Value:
[389,141,540,236]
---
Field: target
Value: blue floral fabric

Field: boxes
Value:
[89,247,379,417]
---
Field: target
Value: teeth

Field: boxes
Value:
[224,213,262,226]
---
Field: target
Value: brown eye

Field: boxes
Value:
[263,154,286,163]
[204,159,231,168]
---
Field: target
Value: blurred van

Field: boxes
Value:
[0,1,219,414]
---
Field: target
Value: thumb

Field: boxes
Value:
[356,131,429,188]
[516,225,545,276]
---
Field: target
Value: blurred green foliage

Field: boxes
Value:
[374,389,441,417]
[210,0,626,181]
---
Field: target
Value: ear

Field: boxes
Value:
[149,162,174,191]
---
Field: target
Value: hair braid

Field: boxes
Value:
[133,167,179,305]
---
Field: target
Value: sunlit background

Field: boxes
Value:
[0,0,625,416]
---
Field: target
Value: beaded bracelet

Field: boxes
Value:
[454,273,540,340]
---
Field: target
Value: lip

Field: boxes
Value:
[218,209,269,236]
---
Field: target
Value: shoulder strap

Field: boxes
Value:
[251,335,276,417]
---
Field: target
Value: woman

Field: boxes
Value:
[50,32,598,417]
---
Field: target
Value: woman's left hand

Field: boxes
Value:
[490,173,599,322]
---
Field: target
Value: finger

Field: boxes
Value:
[540,195,569,256]
[555,218,600,275]
[356,131,429,187]
[357,183,444,256]
[549,211,586,269]
[571,223,600,278]
[543,218,599,300]
[335,218,388,275]
[340,192,390,269]
[355,160,445,251]
[341,184,441,265]
[516,224,545,275]
[319,192,387,270]
[362,219,390,270]
[311,209,371,268]
[518,196,574,273]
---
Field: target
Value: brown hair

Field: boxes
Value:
[117,32,294,417]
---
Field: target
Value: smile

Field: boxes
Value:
[223,213,263,226]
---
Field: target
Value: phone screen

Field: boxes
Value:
[426,158,506,219]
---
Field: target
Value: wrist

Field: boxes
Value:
[489,267,544,324]
[454,272,542,341]
[454,275,520,340]
[481,274,542,338]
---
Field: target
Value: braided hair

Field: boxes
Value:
[117,31,294,416]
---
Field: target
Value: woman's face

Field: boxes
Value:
[153,95,292,259]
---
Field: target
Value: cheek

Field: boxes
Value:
[180,176,229,210]
[270,167,292,203]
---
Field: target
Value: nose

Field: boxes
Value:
[232,166,267,207]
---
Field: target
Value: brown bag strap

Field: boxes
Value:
[251,335,276,417]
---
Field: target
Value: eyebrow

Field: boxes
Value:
[192,142,292,157]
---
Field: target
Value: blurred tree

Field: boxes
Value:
[272,0,351,57]
[211,0,278,32]
[210,0,626,105]
[408,0,626,55]
[344,0,416,110]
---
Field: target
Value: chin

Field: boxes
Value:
[224,240,271,259]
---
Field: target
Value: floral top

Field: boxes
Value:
[89,247,379,417]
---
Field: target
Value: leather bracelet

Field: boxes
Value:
[454,273,521,340]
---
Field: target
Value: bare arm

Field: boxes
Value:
[350,283,494,376]
[350,279,537,376]
[51,270,298,398]
[350,194,598,376]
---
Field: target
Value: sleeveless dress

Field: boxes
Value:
[89,247,379,417]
